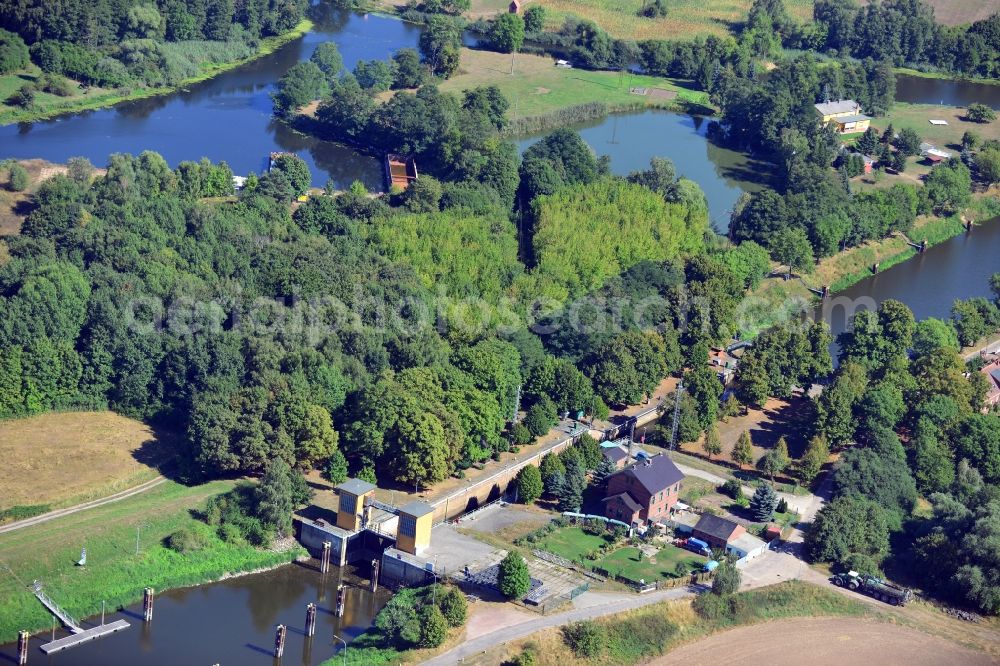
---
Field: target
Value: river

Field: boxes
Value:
[821,220,1000,348]
[0,562,388,665]
[0,7,421,191]
[895,73,1000,109]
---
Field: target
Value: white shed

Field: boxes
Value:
[728,533,768,564]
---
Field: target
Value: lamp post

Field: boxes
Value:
[333,634,347,666]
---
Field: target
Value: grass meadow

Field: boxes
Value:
[0,479,302,643]
[440,48,709,122]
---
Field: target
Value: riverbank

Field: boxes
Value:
[0,479,304,643]
[744,198,1000,335]
[895,67,1000,87]
[0,19,314,126]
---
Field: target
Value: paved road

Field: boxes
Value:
[670,460,826,531]
[963,337,1000,360]
[421,586,697,665]
[0,476,167,535]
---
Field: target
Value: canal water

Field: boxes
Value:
[895,73,1000,109]
[819,219,1000,351]
[0,562,388,666]
[517,111,771,229]
[0,7,421,191]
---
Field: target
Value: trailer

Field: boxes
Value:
[831,571,913,606]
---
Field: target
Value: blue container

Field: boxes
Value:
[703,560,719,572]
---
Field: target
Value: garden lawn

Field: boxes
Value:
[0,479,303,643]
[596,545,704,583]
[535,526,610,561]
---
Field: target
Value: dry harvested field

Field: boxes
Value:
[0,411,174,510]
[651,617,998,666]
[0,159,106,235]
[859,0,999,26]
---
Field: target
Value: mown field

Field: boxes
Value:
[0,479,302,643]
[525,0,814,40]
[871,103,1000,151]
[0,411,173,512]
[439,48,709,120]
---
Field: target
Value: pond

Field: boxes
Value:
[895,73,1000,109]
[517,111,771,229]
[0,561,388,666]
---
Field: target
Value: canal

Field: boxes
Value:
[0,7,420,191]
[0,562,388,666]
[895,73,1000,109]
[821,219,1000,348]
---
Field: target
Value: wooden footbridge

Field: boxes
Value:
[31,580,131,654]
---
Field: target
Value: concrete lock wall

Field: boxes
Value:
[380,550,434,587]
[298,521,348,564]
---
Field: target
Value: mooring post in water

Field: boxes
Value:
[274,624,287,659]
[370,559,380,592]
[305,603,317,637]
[321,541,331,574]
[336,584,346,617]
[17,630,29,665]
[143,587,154,622]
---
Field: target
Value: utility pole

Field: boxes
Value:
[333,634,347,666]
[513,384,522,423]
[669,381,685,451]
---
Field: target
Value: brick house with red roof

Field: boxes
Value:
[602,454,684,526]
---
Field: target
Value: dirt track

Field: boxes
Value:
[651,617,999,666]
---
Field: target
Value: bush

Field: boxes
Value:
[515,464,543,504]
[498,551,531,599]
[562,620,604,658]
[0,29,29,74]
[418,604,448,648]
[6,84,35,109]
[720,478,743,499]
[605,613,676,660]
[711,561,742,596]
[217,522,244,544]
[524,396,557,436]
[967,103,997,124]
[8,164,29,192]
[510,422,533,446]
[166,527,210,553]
[437,585,467,627]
